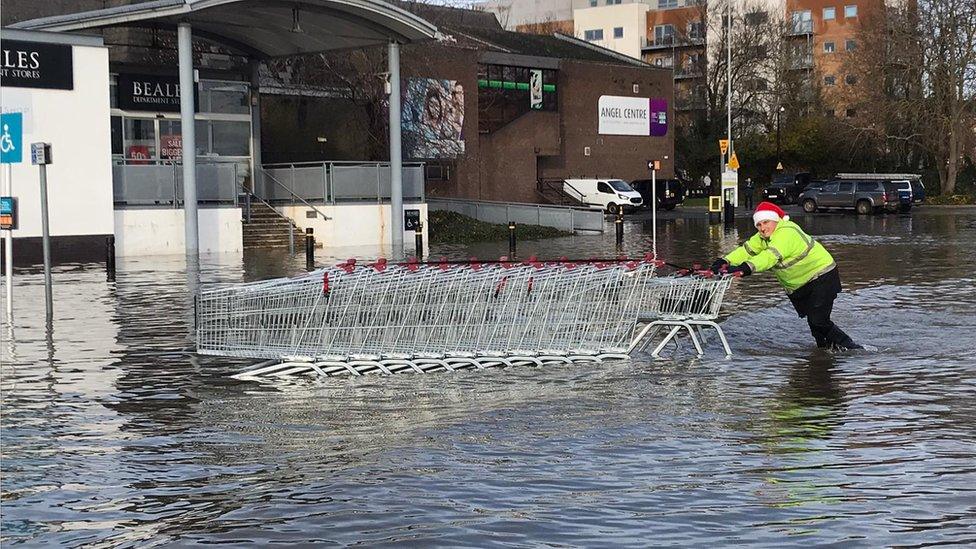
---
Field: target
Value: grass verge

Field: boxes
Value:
[428,210,572,244]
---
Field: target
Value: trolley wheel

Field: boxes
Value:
[802,199,818,213]
[856,199,873,215]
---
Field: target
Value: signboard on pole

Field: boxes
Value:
[529,69,543,110]
[719,139,729,155]
[727,151,740,170]
[0,196,16,230]
[1,112,23,164]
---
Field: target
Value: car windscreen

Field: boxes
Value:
[608,179,634,192]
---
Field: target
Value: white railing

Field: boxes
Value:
[112,158,246,207]
[261,161,425,204]
[427,197,604,233]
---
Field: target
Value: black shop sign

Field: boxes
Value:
[117,73,197,113]
[0,39,74,90]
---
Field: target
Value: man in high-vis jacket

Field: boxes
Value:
[711,201,861,350]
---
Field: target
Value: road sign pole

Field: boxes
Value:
[4,165,12,318]
[652,165,657,260]
[38,163,52,320]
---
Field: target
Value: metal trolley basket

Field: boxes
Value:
[196,259,736,379]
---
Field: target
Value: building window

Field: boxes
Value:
[791,10,812,33]
[654,24,674,45]
[825,109,835,117]
[688,21,704,39]
[823,7,836,20]
[824,41,835,53]
[589,0,597,6]
[606,0,622,4]
[745,11,768,25]
[846,108,856,117]
[846,39,857,51]
[613,27,624,38]
[584,29,604,41]
[845,4,857,18]
[845,74,858,85]
[659,0,678,8]
[824,75,836,86]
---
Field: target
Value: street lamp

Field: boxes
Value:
[775,106,785,169]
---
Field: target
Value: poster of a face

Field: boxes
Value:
[403,78,465,159]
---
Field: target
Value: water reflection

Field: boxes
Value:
[2,209,975,546]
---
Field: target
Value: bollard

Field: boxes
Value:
[615,209,624,246]
[508,221,517,259]
[723,199,735,227]
[415,222,424,258]
[106,235,116,282]
[305,227,315,270]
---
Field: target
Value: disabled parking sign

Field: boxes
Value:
[1,112,24,164]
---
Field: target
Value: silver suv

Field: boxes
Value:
[799,180,902,214]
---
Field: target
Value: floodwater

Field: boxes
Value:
[2,208,975,547]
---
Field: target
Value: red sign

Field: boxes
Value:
[126,145,150,165]
[160,134,182,159]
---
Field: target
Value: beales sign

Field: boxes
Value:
[597,95,668,137]
[117,73,197,112]
[0,39,74,90]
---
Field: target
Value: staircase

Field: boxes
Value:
[536,178,583,207]
[242,201,308,249]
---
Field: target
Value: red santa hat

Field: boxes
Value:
[753,201,789,227]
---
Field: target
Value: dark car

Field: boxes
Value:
[762,172,814,205]
[835,173,925,212]
[631,178,685,211]
[799,179,902,214]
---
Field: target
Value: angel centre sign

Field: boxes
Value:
[598,95,668,137]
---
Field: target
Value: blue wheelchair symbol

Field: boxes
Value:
[1,113,24,164]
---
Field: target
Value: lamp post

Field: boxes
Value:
[776,106,785,169]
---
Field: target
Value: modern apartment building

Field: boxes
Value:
[476,0,884,120]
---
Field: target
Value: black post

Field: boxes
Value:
[724,190,735,227]
[106,235,116,281]
[508,221,517,259]
[415,222,424,258]
[776,107,783,167]
[614,209,624,246]
[305,227,315,270]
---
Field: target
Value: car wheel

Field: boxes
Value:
[606,202,619,215]
[664,204,676,211]
[856,200,872,215]
[802,199,817,213]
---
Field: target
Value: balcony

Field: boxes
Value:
[675,94,707,111]
[789,54,814,70]
[674,66,704,80]
[642,36,705,51]
[788,21,813,35]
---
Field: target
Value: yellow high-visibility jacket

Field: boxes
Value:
[724,219,836,292]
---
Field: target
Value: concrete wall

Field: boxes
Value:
[114,207,243,256]
[1,35,114,239]
[473,0,574,30]
[277,203,428,254]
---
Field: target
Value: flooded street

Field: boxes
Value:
[3,208,975,546]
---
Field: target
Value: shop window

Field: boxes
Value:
[111,116,123,156]
[123,118,156,162]
[199,80,249,114]
[158,120,184,160]
[478,64,558,133]
[211,121,251,156]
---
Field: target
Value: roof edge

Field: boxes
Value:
[552,33,654,68]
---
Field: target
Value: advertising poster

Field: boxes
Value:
[402,79,465,159]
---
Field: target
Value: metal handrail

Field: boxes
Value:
[262,160,426,169]
[238,181,298,227]
[259,167,332,220]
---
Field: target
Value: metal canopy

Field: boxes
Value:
[10,0,439,58]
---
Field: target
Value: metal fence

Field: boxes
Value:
[262,161,425,204]
[112,159,245,207]
[427,197,604,233]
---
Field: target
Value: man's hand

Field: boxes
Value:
[710,258,729,274]
[726,263,752,277]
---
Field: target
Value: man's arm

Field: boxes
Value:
[743,229,804,273]
[724,233,765,267]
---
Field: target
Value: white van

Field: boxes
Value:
[563,178,643,214]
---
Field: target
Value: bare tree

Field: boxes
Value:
[846,0,976,193]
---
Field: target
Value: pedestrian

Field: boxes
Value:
[744,177,754,209]
[710,201,862,350]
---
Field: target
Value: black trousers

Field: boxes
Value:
[744,190,754,209]
[787,268,859,349]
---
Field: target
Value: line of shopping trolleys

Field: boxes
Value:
[195,256,736,379]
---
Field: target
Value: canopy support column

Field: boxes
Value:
[178,22,199,257]
[249,60,263,197]
[388,40,403,257]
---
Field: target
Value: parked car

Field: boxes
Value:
[763,172,815,205]
[563,178,643,213]
[799,179,902,214]
[835,173,924,212]
[630,178,686,211]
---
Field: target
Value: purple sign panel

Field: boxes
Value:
[650,98,668,136]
